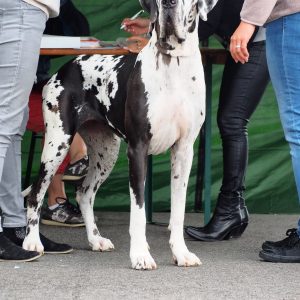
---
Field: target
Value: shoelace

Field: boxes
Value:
[284,228,300,247]
[56,197,81,215]
[66,201,81,215]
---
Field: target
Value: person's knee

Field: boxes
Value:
[217,112,248,139]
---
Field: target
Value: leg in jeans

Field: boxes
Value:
[0,109,28,229]
[0,0,46,261]
[266,14,300,237]
[258,14,300,263]
[0,0,46,232]
[185,41,270,241]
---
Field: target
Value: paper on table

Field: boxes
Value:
[40,34,81,49]
[80,37,101,48]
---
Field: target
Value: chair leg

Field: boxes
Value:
[194,127,205,211]
[23,131,38,188]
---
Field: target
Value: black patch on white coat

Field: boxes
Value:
[125,60,152,208]
[27,162,48,209]
[50,55,138,139]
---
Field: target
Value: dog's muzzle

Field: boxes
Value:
[157,0,187,52]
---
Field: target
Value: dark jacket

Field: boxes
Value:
[44,0,90,37]
[198,0,257,47]
[36,0,90,83]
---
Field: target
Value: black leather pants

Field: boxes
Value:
[217,41,270,196]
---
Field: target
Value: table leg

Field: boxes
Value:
[204,59,212,225]
[145,155,153,223]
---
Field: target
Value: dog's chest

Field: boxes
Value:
[139,51,206,155]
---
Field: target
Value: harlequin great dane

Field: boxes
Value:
[23,0,218,269]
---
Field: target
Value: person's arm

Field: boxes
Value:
[241,0,278,26]
[123,36,149,53]
[230,0,277,63]
[230,21,256,64]
[121,18,150,53]
[121,18,150,35]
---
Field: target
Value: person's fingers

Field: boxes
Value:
[124,36,149,53]
[126,36,149,50]
[230,21,255,64]
[124,46,139,53]
[127,36,146,42]
[240,39,249,62]
[230,36,241,63]
[122,18,131,25]
[230,35,247,63]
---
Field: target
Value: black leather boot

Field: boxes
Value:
[185,192,249,241]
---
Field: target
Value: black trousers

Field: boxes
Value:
[217,41,270,195]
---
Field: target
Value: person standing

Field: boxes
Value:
[0,0,72,262]
[184,0,270,241]
[230,0,300,263]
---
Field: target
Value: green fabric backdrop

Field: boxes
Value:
[21,0,300,215]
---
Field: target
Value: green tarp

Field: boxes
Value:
[21,0,300,215]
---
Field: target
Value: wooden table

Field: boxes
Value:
[39,46,228,225]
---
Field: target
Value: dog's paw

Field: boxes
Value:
[90,237,114,252]
[130,251,157,270]
[171,242,201,267]
[173,251,202,267]
[130,242,157,270]
[23,235,44,253]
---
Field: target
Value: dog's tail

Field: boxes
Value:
[22,185,32,198]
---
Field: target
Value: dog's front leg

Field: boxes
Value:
[169,142,201,267]
[128,143,157,270]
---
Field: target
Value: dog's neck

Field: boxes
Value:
[149,24,200,58]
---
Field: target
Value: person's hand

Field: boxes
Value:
[123,36,149,53]
[121,18,150,36]
[230,21,256,64]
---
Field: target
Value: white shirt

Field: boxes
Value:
[22,0,60,19]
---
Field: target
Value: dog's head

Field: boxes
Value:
[140,0,218,56]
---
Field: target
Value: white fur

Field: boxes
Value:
[75,55,122,110]
[127,0,206,269]
[129,187,157,270]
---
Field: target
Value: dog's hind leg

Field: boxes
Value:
[127,143,157,270]
[169,141,201,267]
[76,126,120,251]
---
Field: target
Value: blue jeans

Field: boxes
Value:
[0,0,46,231]
[266,13,300,236]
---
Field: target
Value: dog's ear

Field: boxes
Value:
[139,0,158,23]
[198,0,218,21]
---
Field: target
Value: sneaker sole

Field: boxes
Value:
[0,253,43,262]
[62,175,86,182]
[41,219,85,227]
[44,248,74,255]
[259,251,300,263]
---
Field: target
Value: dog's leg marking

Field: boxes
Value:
[23,79,71,252]
[77,127,120,251]
[24,138,71,252]
[128,144,157,270]
[169,141,201,267]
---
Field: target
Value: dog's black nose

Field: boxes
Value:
[162,0,177,8]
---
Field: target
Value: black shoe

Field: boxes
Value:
[259,228,300,263]
[0,232,42,262]
[41,197,85,227]
[62,155,89,184]
[3,227,73,254]
[262,228,298,250]
[185,192,249,241]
